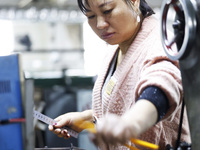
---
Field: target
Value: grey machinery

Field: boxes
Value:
[161,0,200,149]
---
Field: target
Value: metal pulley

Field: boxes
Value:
[161,0,200,149]
[161,0,197,61]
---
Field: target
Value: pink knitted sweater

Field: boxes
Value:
[92,16,191,150]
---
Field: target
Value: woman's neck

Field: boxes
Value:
[119,18,142,54]
[117,19,142,65]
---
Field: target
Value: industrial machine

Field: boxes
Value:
[0,54,35,150]
[161,0,200,149]
[0,54,25,150]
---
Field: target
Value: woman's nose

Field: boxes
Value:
[96,16,109,29]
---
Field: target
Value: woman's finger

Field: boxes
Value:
[48,125,54,131]
[53,128,62,134]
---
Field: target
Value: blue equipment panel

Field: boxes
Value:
[0,54,24,150]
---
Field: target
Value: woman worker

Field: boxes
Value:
[49,0,191,149]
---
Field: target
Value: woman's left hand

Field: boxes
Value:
[90,100,158,148]
[90,113,139,147]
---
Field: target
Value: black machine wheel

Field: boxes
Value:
[161,0,197,60]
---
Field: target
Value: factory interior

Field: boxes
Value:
[0,0,199,150]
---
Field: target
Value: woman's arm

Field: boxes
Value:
[122,99,158,137]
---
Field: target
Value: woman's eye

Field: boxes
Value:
[103,9,112,15]
[87,15,95,19]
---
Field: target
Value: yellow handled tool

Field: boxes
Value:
[74,120,159,150]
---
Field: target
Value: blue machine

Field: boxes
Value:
[0,54,24,150]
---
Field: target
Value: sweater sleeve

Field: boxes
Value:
[137,86,169,122]
[135,58,183,121]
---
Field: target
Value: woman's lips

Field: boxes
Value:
[101,32,115,40]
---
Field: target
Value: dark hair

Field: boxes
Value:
[139,0,155,18]
[77,0,155,18]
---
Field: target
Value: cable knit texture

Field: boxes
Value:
[92,16,191,150]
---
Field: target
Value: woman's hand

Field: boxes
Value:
[91,113,139,147]
[91,100,158,147]
[48,109,93,139]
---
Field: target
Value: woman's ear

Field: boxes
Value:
[131,0,141,22]
[132,0,140,9]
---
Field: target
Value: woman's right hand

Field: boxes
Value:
[48,109,93,139]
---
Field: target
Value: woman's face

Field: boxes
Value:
[85,0,140,45]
